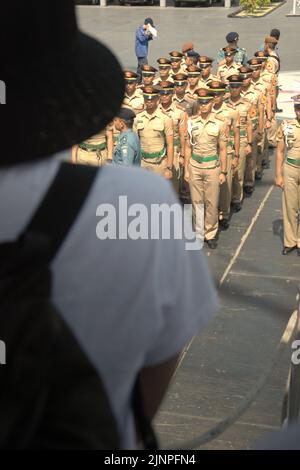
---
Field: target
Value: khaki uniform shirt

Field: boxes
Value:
[159,102,186,143]
[217,62,240,84]
[188,114,227,168]
[212,102,240,152]
[241,86,262,130]
[226,98,252,139]
[266,52,279,75]
[153,75,174,86]
[276,119,300,165]
[198,74,219,89]
[123,90,144,113]
[173,95,197,117]
[133,108,173,155]
[82,130,106,146]
[185,85,199,100]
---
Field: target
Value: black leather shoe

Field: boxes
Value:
[255,171,262,181]
[275,108,283,113]
[219,219,230,230]
[244,186,254,197]
[282,246,296,255]
[232,202,242,213]
[207,239,218,249]
[297,248,300,256]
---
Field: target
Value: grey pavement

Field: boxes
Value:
[155,150,299,449]
[77,0,300,72]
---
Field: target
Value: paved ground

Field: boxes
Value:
[77,0,300,71]
[77,2,300,449]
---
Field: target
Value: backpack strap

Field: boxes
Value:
[21,162,98,262]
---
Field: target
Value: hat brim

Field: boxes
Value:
[1,32,124,166]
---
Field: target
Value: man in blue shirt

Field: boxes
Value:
[113,108,141,166]
[135,18,155,83]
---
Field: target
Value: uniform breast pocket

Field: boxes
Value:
[152,122,165,137]
[206,129,219,142]
[136,123,145,133]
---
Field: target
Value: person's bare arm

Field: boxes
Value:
[138,353,181,422]
[106,128,114,160]
[275,140,285,189]
[72,144,78,163]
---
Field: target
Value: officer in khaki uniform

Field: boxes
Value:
[169,51,186,76]
[139,65,157,88]
[158,81,187,193]
[217,47,240,84]
[185,89,227,249]
[173,73,197,117]
[123,70,144,114]
[239,66,264,196]
[154,58,174,86]
[133,86,174,179]
[249,57,273,180]
[209,81,240,230]
[255,51,278,148]
[185,65,201,100]
[275,95,300,256]
[198,56,218,89]
[72,126,113,166]
[226,75,253,212]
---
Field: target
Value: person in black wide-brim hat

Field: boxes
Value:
[0,0,124,167]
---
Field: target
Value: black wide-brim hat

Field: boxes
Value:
[0,0,124,167]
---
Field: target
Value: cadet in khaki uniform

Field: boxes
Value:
[186,65,201,100]
[72,126,113,166]
[275,95,300,256]
[173,73,197,117]
[134,86,174,179]
[226,75,253,212]
[154,58,174,86]
[123,70,144,114]
[255,51,278,148]
[169,51,185,76]
[158,81,187,193]
[209,81,240,230]
[249,57,273,180]
[139,65,157,88]
[239,66,264,196]
[264,36,280,76]
[185,89,227,249]
[198,56,218,89]
[217,47,240,84]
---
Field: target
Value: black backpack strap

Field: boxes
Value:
[21,162,98,262]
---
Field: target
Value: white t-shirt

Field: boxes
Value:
[0,153,218,448]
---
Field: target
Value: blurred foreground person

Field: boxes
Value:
[0,0,218,449]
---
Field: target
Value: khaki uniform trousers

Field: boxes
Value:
[244,129,258,189]
[77,148,108,166]
[267,117,277,147]
[189,162,220,241]
[219,151,233,221]
[141,156,167,177]
[256,129,268,172]
[282,162,300,248]
[232,139,248,204]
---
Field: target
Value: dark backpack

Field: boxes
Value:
[0,162,120,449]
